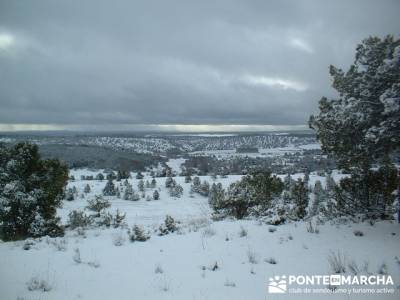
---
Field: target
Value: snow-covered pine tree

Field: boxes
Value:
[150,178,157,188]
[0,142,68,240]
[102,179,116,196]
[138,179,145,192]
[84,184,91,194]
[309,36,400,219]
[291,179,309,219]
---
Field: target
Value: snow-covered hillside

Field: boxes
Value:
[0,169,399,300]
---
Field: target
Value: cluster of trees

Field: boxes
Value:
[181,151,335,177]
[190,177,210,197]
[165,176,183,198]
[211,171,284,219]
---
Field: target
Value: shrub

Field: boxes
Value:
[247,249,258,264]
[213,171,283,219]
[86,196,110,217]
[306,221,319,234]
[328,250,346,274]
[27,276,52,292]
[129,225,150,242]
[68,210,92,229]
[159,215,178,235]
[353,230,364,237]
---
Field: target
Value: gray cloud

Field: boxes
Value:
[0,0,399,130]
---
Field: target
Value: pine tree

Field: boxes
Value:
[0,142,68,240]
[102,179,116,196]
[150,178,157,188]
[84,184,91,194]
[129,225,150,242]
[309,36,400,218]
[291,179,309,219]
[165,176,174,188]
[209,183,224,209]
[96,173,104,181]
[138,179,145,192]
[169,184,183,198]
[86,196,110,217]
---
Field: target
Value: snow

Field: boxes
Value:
[0,169,399,300]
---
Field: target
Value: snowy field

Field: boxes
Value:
[0,167,399,300]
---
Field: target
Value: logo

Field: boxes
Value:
[268,275,287,293]
[267,274,394,295]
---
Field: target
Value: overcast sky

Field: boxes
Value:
[0,0,399,131]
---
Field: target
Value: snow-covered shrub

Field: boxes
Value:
[169,183,183,198]
[328,250,346,274]
[84,184,91,194]
[150,178,157,188]
[86,196,110,217]
[201,226,216,238]
[353,230,364,237]
[186,217,210,232]
[208,183,224,208]
[306,221,319,234]
[153,190,160,200]
[165,176,175,188]
[27,276,52,292]
[128,225,150,242]
[123,184,139,201]
[0,142,68,240]
[47,237,67,251]
[158,215,178,236]
[112,210,126,228]
[68,210,92,229]
[102,179,116,196]
[138,179,145,192]
[22,239,36,250]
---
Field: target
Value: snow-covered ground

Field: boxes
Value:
[0,169,399,300]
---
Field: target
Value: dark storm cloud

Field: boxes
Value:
[0,0,399,129]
